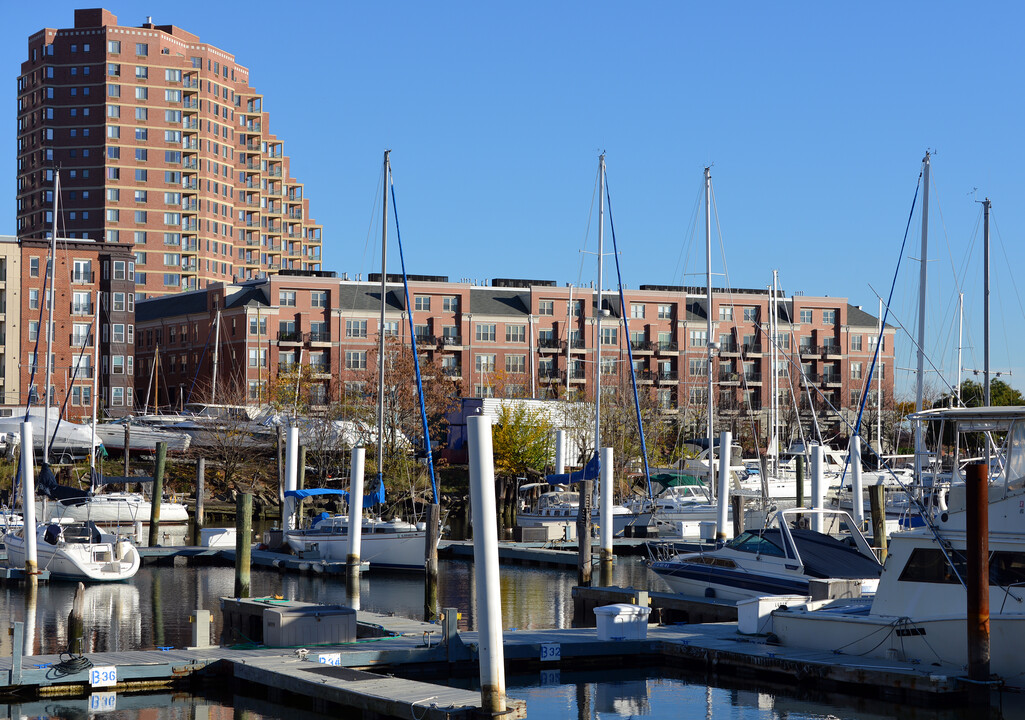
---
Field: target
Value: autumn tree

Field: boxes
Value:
[491,404,554,480]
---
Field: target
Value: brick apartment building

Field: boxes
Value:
[134,272,896,443]
[14,237,136,420]
[16,8,323,299]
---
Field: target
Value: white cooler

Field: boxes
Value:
[594,603,651,641]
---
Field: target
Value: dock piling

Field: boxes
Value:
[850,436,865,530]
[192,458,205,547]
[577,478,593,586]
[966,461,990,698]
[869,485,887,561]
[235,492,253,598]
[425,502,440,621]
[148,441,167,547]
[811,445,825,533]
[68,582,85,655]
[716,431,731,541]
[346,446,365,609]
[599,447,614,585]
[467,415,506,715]
[20,422,37,584]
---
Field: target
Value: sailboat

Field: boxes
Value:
[4,170,140,582]
[282,151,434,570]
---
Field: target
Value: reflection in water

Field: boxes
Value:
[0,557,653,655]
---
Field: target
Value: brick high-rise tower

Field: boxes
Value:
[16,8,323,298]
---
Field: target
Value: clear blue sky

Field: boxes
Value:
[7,2,1025,399]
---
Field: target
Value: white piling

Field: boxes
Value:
[811,445,825,533]
[599,447,613,561]
[467,415,506,714]
[555,429,566,475]
[850,436,865,529]
[283,426,299,530]
[346,447,365,565]
[21,422,37,578]
[716,431,731,541]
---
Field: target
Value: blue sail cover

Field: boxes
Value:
[285,484,385,505]
[545,452,599,485]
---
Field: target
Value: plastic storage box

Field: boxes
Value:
[736,595,808,635]
[263,604,357,647]
[594,603,651,641]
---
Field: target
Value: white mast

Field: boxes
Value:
[377,151,390,492]
[704,167,715,493]
[210,308,221,403]
[90,290,100,475]
[594,154,605,462]
[769,270,780,473]
[876,298,883,452]
[956,292,963,406]
[42,170,60,465]
[982,197,991,406]
[913,152,930,484]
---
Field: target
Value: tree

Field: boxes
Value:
[491,404,554,479]
[936,379,1025,408]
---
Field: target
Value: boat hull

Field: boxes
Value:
[38,495,190,525]
[4,528,140,582]
[284,524,431,571]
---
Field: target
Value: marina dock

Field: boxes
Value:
[0,600,976,714]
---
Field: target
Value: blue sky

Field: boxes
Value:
[6,2,1025,399]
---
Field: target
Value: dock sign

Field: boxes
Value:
[89,666,117,687]
[89,691,117,712]
[539,643,561,662]
[317,652,341,666]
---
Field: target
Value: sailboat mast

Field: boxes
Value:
[956,293,963,406]
[594,154,605,459]
[211,308,221,403]
[377,151,390,492]
[42,170,60,464]
[913,152,930,484]
[770,270,779,473]
[90,290,100,473]
[704,167,715,492]
[983,197,991,406]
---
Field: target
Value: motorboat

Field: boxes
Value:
[93,419,192,453]
[766,406,1025,688]
[4,521,140,582]
[648,507,882,602]
[516,481,635,540]
[0,406,100,461]
[283,489,429,570]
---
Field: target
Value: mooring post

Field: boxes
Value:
[731,495,745,537]
[283,427,298,530]
[810,445,825,533]
[850,435,865,530]
[148,441,167,547]
[425,503,441,621]
[346,447,365,609]
[442,607,459,661]
[297,444,307,521]
[555,429,565,474]
[235,492,253,598]
[966,461,990,698]
[795,454,805,509]
[869,484,887,561]
[577,477,593,586]
[124,423,131,476]
[20,422,37,585]
[599,447,614,586]
[716,431,732,541]
[467,415,506,715]
[192,457,205,547]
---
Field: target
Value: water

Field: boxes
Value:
[2,558,1022,718]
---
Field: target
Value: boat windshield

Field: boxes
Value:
[1007,420,1025,492]
[725,530,786,558]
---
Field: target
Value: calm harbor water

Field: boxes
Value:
[1,558,1022,718]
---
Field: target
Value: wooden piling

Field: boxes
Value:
[147,441,167,547]
[124,423,131,476]
[869,484,887,561]
[966,462,990,696]
[577,478,593,586]
[731,495,745,537]
[68,582,85,655]
[424,503,440,622]
[235,492,253,598]
[192,458,205,547]
[795,455,804,508]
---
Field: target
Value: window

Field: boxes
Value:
[108,40,121,54]
[569,299,584,317]
[631,303,645,319]
[28,289,40,310]
[136,43,148,56]
[657,304,673,320]
[73,260,92,283]
[134,210,147,223]
[868,335,885,352]
[851,334,863,351]
[28,321,38,342]
[112,355,125,374]
[135,65,148,78]
[249,317,267,335]
[311,291,327,308]
[539,300,554,316]
[113,261,126,280]
[112,292,126,312]
[442,296,459,312]
[135,107,147,121]
[718,306,734,321]
[601,327,618,345]
[345,351,367,370]
[689,387,708,404]
[29,257,39,277]
[822,309,837,325]
[248,348,267,367]
[475,354,496,372]
[506,354,526,374]
[743,307,759,322]
[475,323,496,342]
[134,86,148,101]
[135,169,148,181]
[72,292,91,315]
[111,387,124,406]
[135,148,148,161]
[414,295,431,311]
[279,290,296,307]
[165,89,181,102]
[689,358,709,377]
[689,330,707,347]
[108,84,121,97]
[345,319,367,338]
[505,324,525,343]
[113,324,125,343]
[799,309,813,324]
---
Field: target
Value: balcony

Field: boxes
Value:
[538,338,560,352]
[72,272,94,285]
[309,332,331,345]
[277,331,302,344]
[718,341,739,355]
[415,334,437,346]
[440,335,463,348]
[718,371,740,384]
[636,370,654,384]
[442,367,462,379]
[799,345,819,358]
[822,374,842,387]
[565,338,586,352]
[310,363,331,378]
[539,369,560,382]
[656,341,679,354]
[630,340,654,354]
[568,369,586,381]
[743,372,762,383]
[657,371,678,383]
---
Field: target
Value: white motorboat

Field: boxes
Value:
[767,406,1025,688]
[285,506,428,571]
[517,481,635,540]
[0,407,100,461]
[93,420,192,453]
[4,521,140,582]
[648,508,882,602]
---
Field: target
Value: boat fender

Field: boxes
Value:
[938,490,948,512]
[704,587,716,599]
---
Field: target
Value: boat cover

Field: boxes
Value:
[756,528,882,579]
[545,452,599,485]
